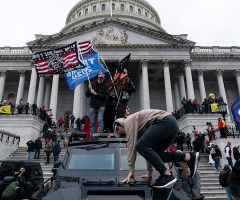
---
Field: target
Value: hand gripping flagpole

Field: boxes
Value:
[78,42,91,85]
[89,38,119,99]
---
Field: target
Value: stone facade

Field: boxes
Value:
[0,0,239,125]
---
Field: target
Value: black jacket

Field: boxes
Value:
[26,141,35,152]
[233,147,240,161]
[86,80,109,108]
[231,160,240,187]
[34,140,42,149]
[212,145,222,160]
[192,139,202,152]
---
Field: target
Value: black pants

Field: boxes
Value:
[136,115,186,175]
[116,100,128,118]
[177,143,183,151]
[46,151,50,163]
[186,140,192,150]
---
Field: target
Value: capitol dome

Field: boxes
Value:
[61,0,166,32]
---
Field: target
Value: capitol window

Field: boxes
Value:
[93,6,96,12]
[85,9,88,14]
[102,4,106,11]
[112,3,115,11]
[145,12,148,17]
[79,12,81,17]
[129,6,133,12]
[120,4,124,11]
[138,9,141,15]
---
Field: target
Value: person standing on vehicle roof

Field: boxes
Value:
[114,109,199,188]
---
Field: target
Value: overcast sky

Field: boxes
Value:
[0,0,239,47]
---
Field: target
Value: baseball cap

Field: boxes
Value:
[98,71,105,77]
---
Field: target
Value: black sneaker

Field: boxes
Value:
[187,152,199,178]
[153,175,177,188]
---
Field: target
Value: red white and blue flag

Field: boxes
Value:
[231,97,240,132]
[32,42,85,77]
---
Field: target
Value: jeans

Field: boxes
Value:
[225,187,232,200]
[215,157,220,170]
[54,155,59,166]
[136,115,186,174]
[227,157,234,169]
[46,151,50,163]
[89,107,105,138]
[34,149,41,159]
[26,152,33,162]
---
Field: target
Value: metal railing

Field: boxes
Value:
[0,130,20,146]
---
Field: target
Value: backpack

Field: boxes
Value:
[219,169,230,187]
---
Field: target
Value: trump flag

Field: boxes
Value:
[64,40,107,90]
[231,97,240,132]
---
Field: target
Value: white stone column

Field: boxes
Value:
[16,70,27,105]
[0,70,7,101]
[141,59,150,109]
[79,83,85,118]
[197,70,206,103]
[234,69,240,96]
[162,59,173,112]
[73,85,81,118]
[44,78,51,109]
[27,67,38,105]
[178,69,186,101]
[184,60,195,100]
[49,75,59,122]
[216,69,229,116]
[37,77,45,107]
[173,78,180,109]
[138,76,143,110]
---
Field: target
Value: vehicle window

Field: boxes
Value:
[67,148,115,170]
[120,148,146,170]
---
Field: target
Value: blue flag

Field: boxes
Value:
[231,97,240,132]
[64,52,107,90]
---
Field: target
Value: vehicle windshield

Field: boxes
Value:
[67,148,115,170]
[120,148,146,170]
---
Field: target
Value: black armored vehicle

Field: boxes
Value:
[33,137,204,200]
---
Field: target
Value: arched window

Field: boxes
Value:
[85,9,88,14]
[120,4,124,11]
[138,9,141,15]
[93,6,96,12]
[129,6,133,12]
[79,12,81,17]
[145,12,148,17]
[102,4,106,11]
[112,3,115,11]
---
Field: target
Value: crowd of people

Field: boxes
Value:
[172,95,225,120]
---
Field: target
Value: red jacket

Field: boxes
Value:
[169,145,177,152]
[58,118,64,124]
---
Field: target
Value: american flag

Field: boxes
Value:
[125,106,130,118]
[78,40,97,59]
[32,42,85,76]
[109,53,131,93]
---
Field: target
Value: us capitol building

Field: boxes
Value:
[0,0,240,140]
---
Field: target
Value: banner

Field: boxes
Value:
[231,98,240,132]
[0,105,11,114]
[64,52,107,90]
[47,109,53,117]
[32,42,85,77]
[210,104,220,113]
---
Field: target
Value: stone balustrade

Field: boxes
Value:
[192,46,240,54]
[0,47,32,55]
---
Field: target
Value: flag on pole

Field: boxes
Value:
[108,53,131,93]
[64,40,107,90]
[47,109,53,117]
[231,97,240,132]
[0,105,11,114]
[32,42,85,77]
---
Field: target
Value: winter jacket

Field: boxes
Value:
[113,109,170,173]
[58,118,63,124]
[120,78,136,100]
[53,143,61,156]
[192,139,202,152]
[231,160,240,187]
[220,168,232,187]
[233,147,240,161]
[86,80,109,108]
[212,145,222,160]
[34,139,42,149]
[45,142,52,152]
[26,141,35,152]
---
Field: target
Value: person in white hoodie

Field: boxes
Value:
[114,109,199,188]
